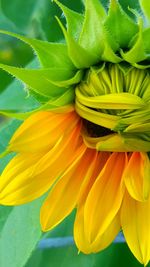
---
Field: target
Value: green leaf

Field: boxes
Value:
[0,1,18,32]
[0,198,43,267]
[105,0,138,48]
[0,122,19,235]
[1,0,39,32]
[1,0,51,39]
[0,119,21,154]
[0,76,39,112]
[0,206,13,232]
[79,0,106,58]
[25,242,143,267]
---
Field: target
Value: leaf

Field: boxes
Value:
[0,1,18,32]
[0,119,21,154]
[0,0,50,38]
[0,206,13,233]
[0,75,39,112]
[0,197,43,267]
[0,59,40,115]
[25,242,143,267]
[0,115,44,267]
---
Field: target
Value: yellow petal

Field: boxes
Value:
[0,153,44,205]
[40,145,96,231]
[121,191,150,265]
[32,121,82,177]
[9,111,79,153]
[74,152,111,253]
[78,152,110,204]
[84,152,127,243]
[91,214,120,253]
[74,204,120,254]
[123,152,150,201]
[0,123,82,205]
[0,153,43,192]
[74,205,91,254]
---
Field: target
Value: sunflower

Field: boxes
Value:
[0,0,150,265]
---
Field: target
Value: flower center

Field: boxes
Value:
[83,120,114,138]
[75,63,150,152]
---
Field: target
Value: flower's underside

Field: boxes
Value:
[0,0,150,265]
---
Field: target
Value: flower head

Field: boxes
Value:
[0,0,150,265]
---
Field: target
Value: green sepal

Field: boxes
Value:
[54,0,84,40]
[117,62,134,74]
[139,0,150,24]
[27,89,51,103]
[0,88,74,120]
[101,41,122,63]
[79,0,106,58]
[0,63,78,98]
[49,70,83,87]
[120,20,148,63]
[56,17,100,68]
[0,30,75,69]
[105,0,138,48]
[140,28,150,53]
[132,62,150,69]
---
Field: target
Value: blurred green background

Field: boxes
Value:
[0,0,147,266]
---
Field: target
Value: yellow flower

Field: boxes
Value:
[1,106,150,265]
[0,0,150,265]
